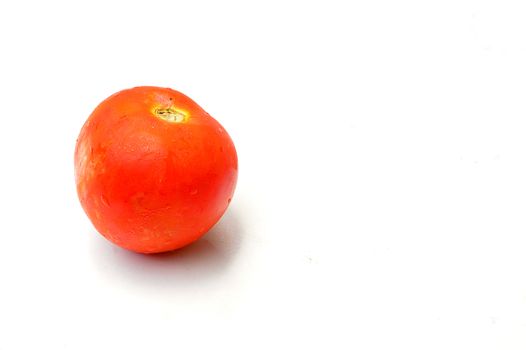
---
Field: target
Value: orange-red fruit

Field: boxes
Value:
[74,87,238,253]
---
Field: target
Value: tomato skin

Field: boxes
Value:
[74,87,237,253]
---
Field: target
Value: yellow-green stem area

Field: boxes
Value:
[154,107,187,123]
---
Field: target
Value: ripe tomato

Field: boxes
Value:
[74,87,238,253]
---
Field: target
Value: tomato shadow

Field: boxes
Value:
[90,208,244,291]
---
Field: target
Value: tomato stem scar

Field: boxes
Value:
[153,107,188,123]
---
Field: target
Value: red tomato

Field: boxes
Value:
[74,87,238,253]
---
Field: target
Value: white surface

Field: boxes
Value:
[1,0,526,348]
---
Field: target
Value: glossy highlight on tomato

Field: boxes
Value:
[74,87,238,253]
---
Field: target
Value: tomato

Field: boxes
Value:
[74,87,238,253]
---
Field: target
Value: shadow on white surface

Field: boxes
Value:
[89,209,244,290]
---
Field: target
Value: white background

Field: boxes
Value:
[1,0,526,349]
